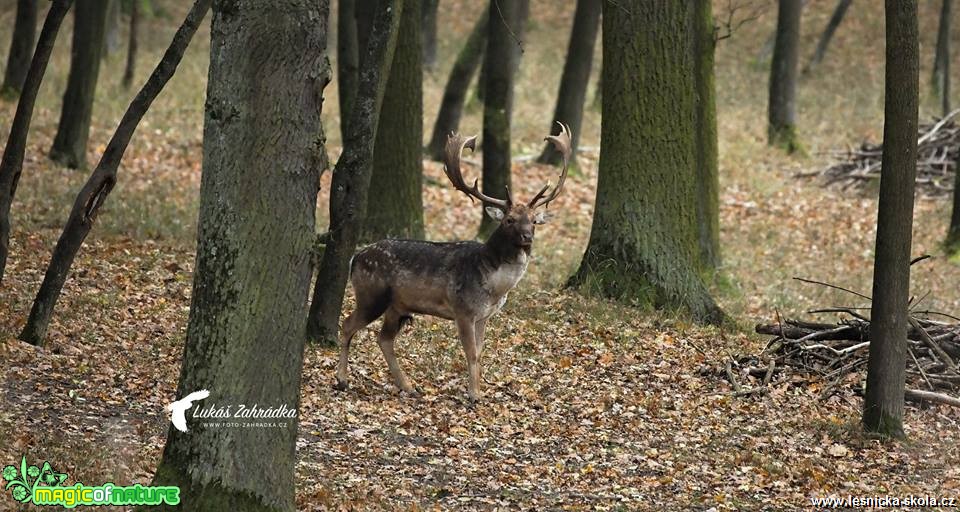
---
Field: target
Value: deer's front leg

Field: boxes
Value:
[456,317,481,402]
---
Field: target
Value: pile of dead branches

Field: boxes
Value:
[817,110,960,198]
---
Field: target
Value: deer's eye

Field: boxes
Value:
[505,217,515,224]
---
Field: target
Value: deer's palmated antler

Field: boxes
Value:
[529,121,572,209]
[443,133,511,209]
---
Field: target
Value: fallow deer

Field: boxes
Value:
[335,123,572,401]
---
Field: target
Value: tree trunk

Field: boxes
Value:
[121,0,138,89]
[473,0,526,107]
[363,0,423,241]
[478,0,520,238]
[49,0,109,169]
[147,3,327,508]
[19,0,211,346]
[337,0,358,141]
[863,0,918,439]
[536,0,600,167]
[803,0,852,74]
[948,148,960,255]
[694,0,720,270]
[421,0,438,71]
[933,0,951,114]
[0,0,72,284]
[768,0,802,152]
[425,11,487,161]
[1,0,38,99]
[567,1,724,325]
[307,0,403,346]
[103,0,121,58]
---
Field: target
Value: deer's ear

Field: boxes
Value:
[532,211,551,225]
[485,206,505,221]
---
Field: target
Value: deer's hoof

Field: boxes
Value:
[333,379,349,392]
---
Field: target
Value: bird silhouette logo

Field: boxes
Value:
[166,389,210,433]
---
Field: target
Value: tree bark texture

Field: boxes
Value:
[536,0,600,167]
[19,0,212,346]
[863,0,918,439]
[337,0,358,141]
[147,2,329,510]
[1,0,38,98]
[0,0,72,284]
[803,0,852,73]
[693,0,721,270]
[478,0,520,238]
[121,0,138,89]
[933,0,951,114]
[363,0,423,241]
[567,1,724,325]
[49,0,109,169]
[768,0,802,152]
[307,0,403,345]
[425,10,487,161]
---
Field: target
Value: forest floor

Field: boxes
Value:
[2,1,960,510]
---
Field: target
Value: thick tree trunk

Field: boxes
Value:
[768,0,802,152]
[337,0,358,141]
[19,0,211,346]
[933,0,951,114]
[536,0,600,167]
[425,11,487,161]
[0,0,72,284]
[363,0,423,241]
[307,0,403,346]
[147,2,328,508]
[803,0,852,74]
[863,0,918,439]
[421,0,438,71]
[567,1,723,325]
[1,0,38,99]
[694,0,720,270]
[478,0,520,238]
[121,0,138,89]
[49,0,109,169]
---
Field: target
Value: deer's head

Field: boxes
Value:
[443,123,572,251]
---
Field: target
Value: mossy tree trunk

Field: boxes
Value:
[863,0,918,439]
[478,0,520,238]
[146,2,329,510]
[933,0,951,114]
[1,0,38,99]
[337,0,358,141]
[768,0,802,153]
[307,0,403,346]
[0,0,72,285]
[363,0,423,241]
[536,0,600,167]
[694,0,720,270]
[19,0,211,346]
[49,0,109,169]
[803,0,852,74]
[425,11,487,161]
[567,1,723,325]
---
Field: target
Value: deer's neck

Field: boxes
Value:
[483,226,530,268]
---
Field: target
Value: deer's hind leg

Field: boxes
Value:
[377,308,417,394]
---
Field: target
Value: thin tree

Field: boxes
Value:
[1,0,38,99]
[307,0,404,345]
[473,0,527,107]
[19,0,211,346]
[363,0,424,241]
[536,0,600,167]
[478,0,522,238]
[425,10,487,161]
[948,153,960,256]
[567,1,724,325]
[422,0,439,70]
[0,0,73,284]
[933,0,951,114]
[863,0,918,439]
[337,0,359,140]
[103,0,121,58]
[803,0,852,74]
[49,0,109,169]
[147,1,328,506]
[768,0,802,152]
[121,0,138,89]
